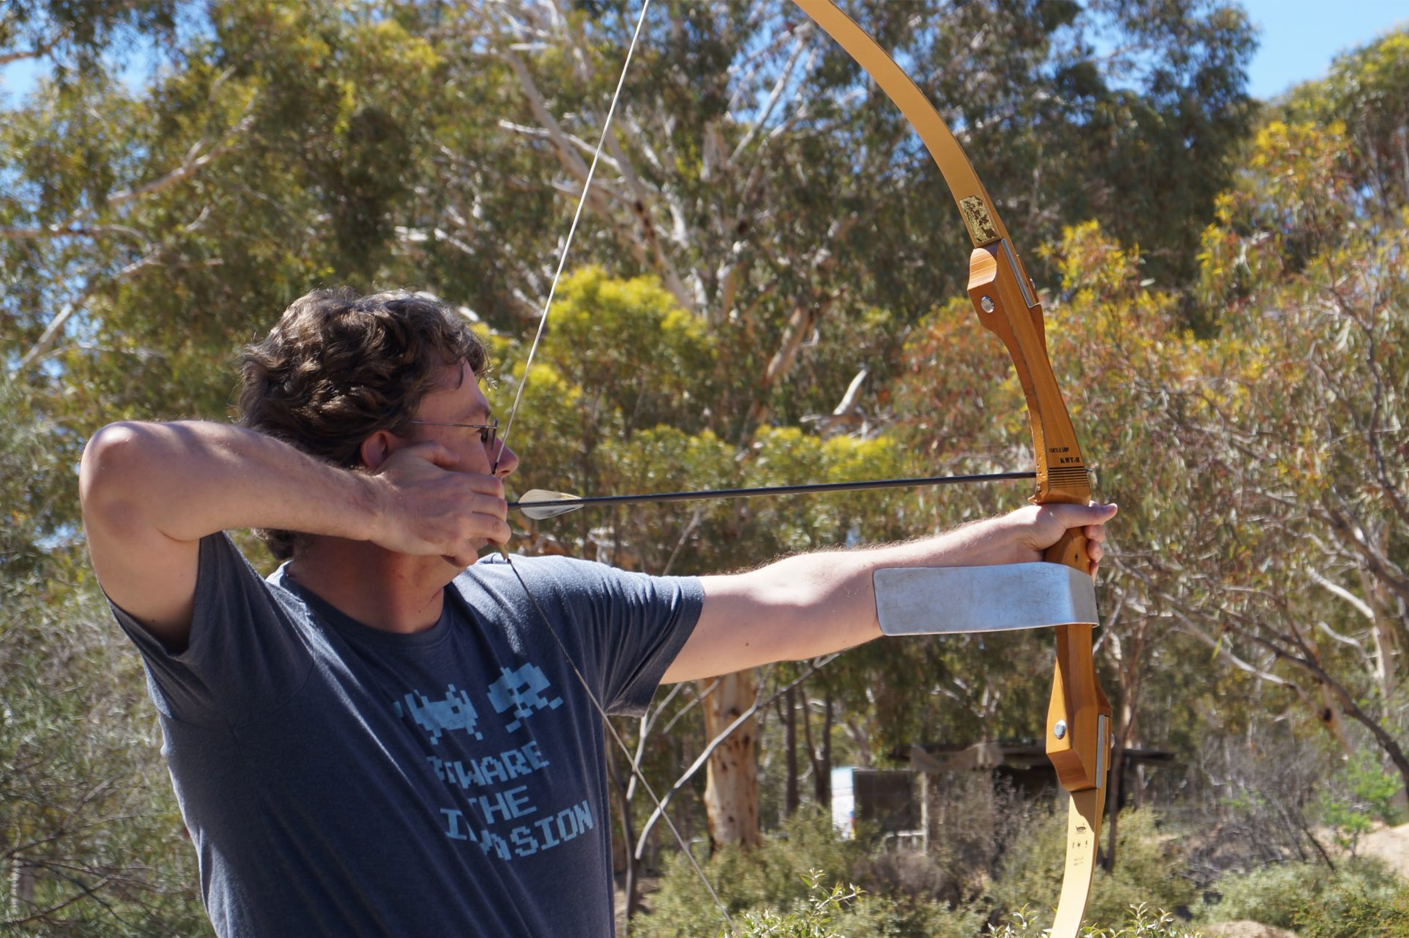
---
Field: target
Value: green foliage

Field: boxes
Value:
[0,1,178,82]
[989,905,1202,938]
[704,870,989,938]
[1200,858,1407,934]
[0,376,76,579]
[1319,752,1404,854]
[991,809,1195,931]
[1292,875,1409,938]
[638,811,864,938]
[1284,30,1409,214]
[1,399,208,933]
[642,807,1207,938]
[797,0,1256,304]
[528,267,718,436]
[730,872,860,938]
[637,812,988,938]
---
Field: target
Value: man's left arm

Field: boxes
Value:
[662,502,1117,684]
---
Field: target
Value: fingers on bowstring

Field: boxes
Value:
[466,474,507,502]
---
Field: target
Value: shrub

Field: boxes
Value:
[637,806,1198,938]
[1292,875,1409,938]
[1200,856,1409,938]
[634,811,986,938]
[990,808,1196,929]
[989,905,1202,938]
[635,811,865,937]
[1197,857,1405,931]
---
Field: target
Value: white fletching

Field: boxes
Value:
[516,489,583,520]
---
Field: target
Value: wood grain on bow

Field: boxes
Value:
[790,2,1112,933]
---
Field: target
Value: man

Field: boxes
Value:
[80,288,1115,937]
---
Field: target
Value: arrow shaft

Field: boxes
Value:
[510,471,1038,514]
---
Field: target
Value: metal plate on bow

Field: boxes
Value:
[874,564,1099,636]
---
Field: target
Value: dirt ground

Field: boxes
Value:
[1360,820,1409,876]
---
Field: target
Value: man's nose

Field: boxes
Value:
[492,442,518,478]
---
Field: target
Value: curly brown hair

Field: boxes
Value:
[238,287,487,559]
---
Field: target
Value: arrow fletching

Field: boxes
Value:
[516,489,584,520]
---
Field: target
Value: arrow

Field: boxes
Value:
[511,471,1038,520]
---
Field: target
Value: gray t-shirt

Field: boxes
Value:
[109,533,702,938]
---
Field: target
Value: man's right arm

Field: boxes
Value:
[79,421,506,651]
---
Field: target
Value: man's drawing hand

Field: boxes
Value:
[367,441,510,568]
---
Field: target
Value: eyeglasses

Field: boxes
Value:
[407,417,499,449]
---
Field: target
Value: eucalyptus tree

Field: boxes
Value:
[1186,114,1409,787]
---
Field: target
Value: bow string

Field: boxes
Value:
[494,3,1111,936]
[489,2,738,934]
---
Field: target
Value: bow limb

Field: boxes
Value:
[791,3,1112,934]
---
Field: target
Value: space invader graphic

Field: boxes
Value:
[392,684,484,744]
[486,663,564,732]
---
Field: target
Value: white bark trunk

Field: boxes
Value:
[698,670,760,849]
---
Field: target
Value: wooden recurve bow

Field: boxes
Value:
[790,3,1112,933]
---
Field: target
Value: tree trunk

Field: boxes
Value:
[1105,660,1141,872]
[699,670,760,849]
[1360,529,1398,702]
[799,686,835,807]
[1104,741,1124,871]
[9,852,34,918]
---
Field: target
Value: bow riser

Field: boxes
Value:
[966,241,1110,793]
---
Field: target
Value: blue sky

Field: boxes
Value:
[1241,0,1409,98]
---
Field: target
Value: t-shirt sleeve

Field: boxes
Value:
[490,556,702,718]
[107,532,312,728]
[588,567,703,716]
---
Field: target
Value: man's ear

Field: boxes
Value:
[359,431,397,471]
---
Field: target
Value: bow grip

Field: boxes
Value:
[1044,526,1090,573]
[966,244,1111,795]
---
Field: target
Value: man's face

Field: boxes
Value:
[406,361,518,478]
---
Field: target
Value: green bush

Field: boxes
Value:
[989,905,1202,938]
[990,808,1196,929]
[635,811,863,937]
[731,873,861,938]
[1,384,209,937]
[725,872,987,938]
[1198,858,1401,930]
[633,812,985,938]
[1319,752,1405,854]
[636,806,1200,938]
[1292,877,1409,938]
